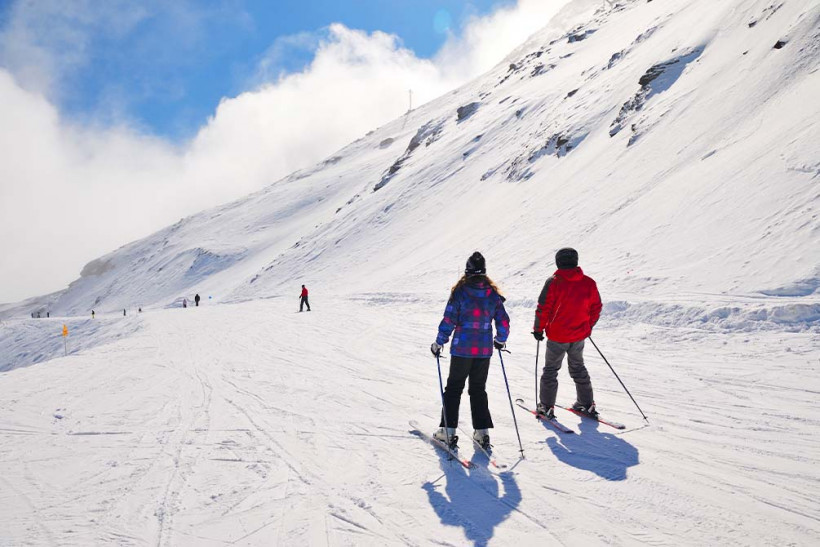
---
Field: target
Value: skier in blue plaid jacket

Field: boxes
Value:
[430,252,510,449]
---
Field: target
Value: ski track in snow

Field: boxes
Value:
[1,297,819,546]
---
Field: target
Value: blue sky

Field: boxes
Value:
[0,0,514,140]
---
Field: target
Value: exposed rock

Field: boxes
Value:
[505,131,588,181]
[608,51,624,69]
[531,63,556,77]
[456,102,481,122]
[610,47,704,138]
[568,28,597,43]
[375,119,445,191]
[81,259,115,277]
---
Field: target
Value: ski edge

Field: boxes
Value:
[409,421,475,469]
[514,398,575,434]
[458,426,508,470]
[556,405,626,430]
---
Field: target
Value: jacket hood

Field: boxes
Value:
[464,279,498,299]
[554,267,584,282]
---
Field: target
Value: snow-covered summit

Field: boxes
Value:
[5,0,819,331]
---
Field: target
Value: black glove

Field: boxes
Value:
[493,338,506,350]
[532,331,544,341]
[430,342,443,357]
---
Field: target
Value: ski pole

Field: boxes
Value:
[588,336,649,423]
[534,339,540,409]
[435,353,455,455]
[498,349,525,458]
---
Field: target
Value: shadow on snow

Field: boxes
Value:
[545,417,639,480]
[423,448,522,547]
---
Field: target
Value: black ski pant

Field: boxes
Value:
[299,296,310,311]
[539,339,594,409]
[439,355,493,429]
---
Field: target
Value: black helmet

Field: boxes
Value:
[555,248,578,269]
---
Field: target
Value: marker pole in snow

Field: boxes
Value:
[435,353,455,452]
[588,336,649,423]
[498,350,525,458]
[534,340,541,408]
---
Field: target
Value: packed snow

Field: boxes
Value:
[2,298,819,545]
[2,0,819,544]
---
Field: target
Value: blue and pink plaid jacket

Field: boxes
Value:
[436,279,510,358]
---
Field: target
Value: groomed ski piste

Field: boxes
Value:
[1,300,818,545]
[2,0,819,545]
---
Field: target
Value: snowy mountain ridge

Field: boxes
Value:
[3,0,819,331]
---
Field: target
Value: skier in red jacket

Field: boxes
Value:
[299,285,311,312]
[532,248,602,419]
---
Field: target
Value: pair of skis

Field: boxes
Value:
[409,420,508,470]
[413,400,626,467]
[514,398,626,432]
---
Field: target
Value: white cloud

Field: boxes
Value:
[436,0,576,80]
[0,0,570,303]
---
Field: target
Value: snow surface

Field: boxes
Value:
[2,0,820,544]
[2,299,819,545]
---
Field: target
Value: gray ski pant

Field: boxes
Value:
[539,339,594,409]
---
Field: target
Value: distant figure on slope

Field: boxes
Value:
[430,252,510,450]
[194,294,200,307]
[123,309,126,316]
[183,298,187,309]
[91,310,95,319]
[299,285,311,312]
[533,248,602,419]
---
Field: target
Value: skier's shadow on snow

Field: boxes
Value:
[545,418,639,480]
[422,450,521,547]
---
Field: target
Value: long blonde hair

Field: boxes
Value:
[450,274,503,298]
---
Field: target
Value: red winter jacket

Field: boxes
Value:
[301,287,308,297]
[533,267,602,343]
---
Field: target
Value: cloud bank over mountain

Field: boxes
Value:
[0,0,570,302]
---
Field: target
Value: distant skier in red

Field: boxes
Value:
[533,248,602,420]
[299,285,311,312]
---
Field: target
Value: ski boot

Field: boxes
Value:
[472,429,491,450]
[572,401,599,418]
[536,403,555,419]
[433,427,458,449]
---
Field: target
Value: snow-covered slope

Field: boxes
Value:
[3,0,818,332]
[2,297,819,545]
[2,2,820,544]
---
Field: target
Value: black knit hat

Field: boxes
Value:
[555,247,578,269]
[465,251,486,276]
